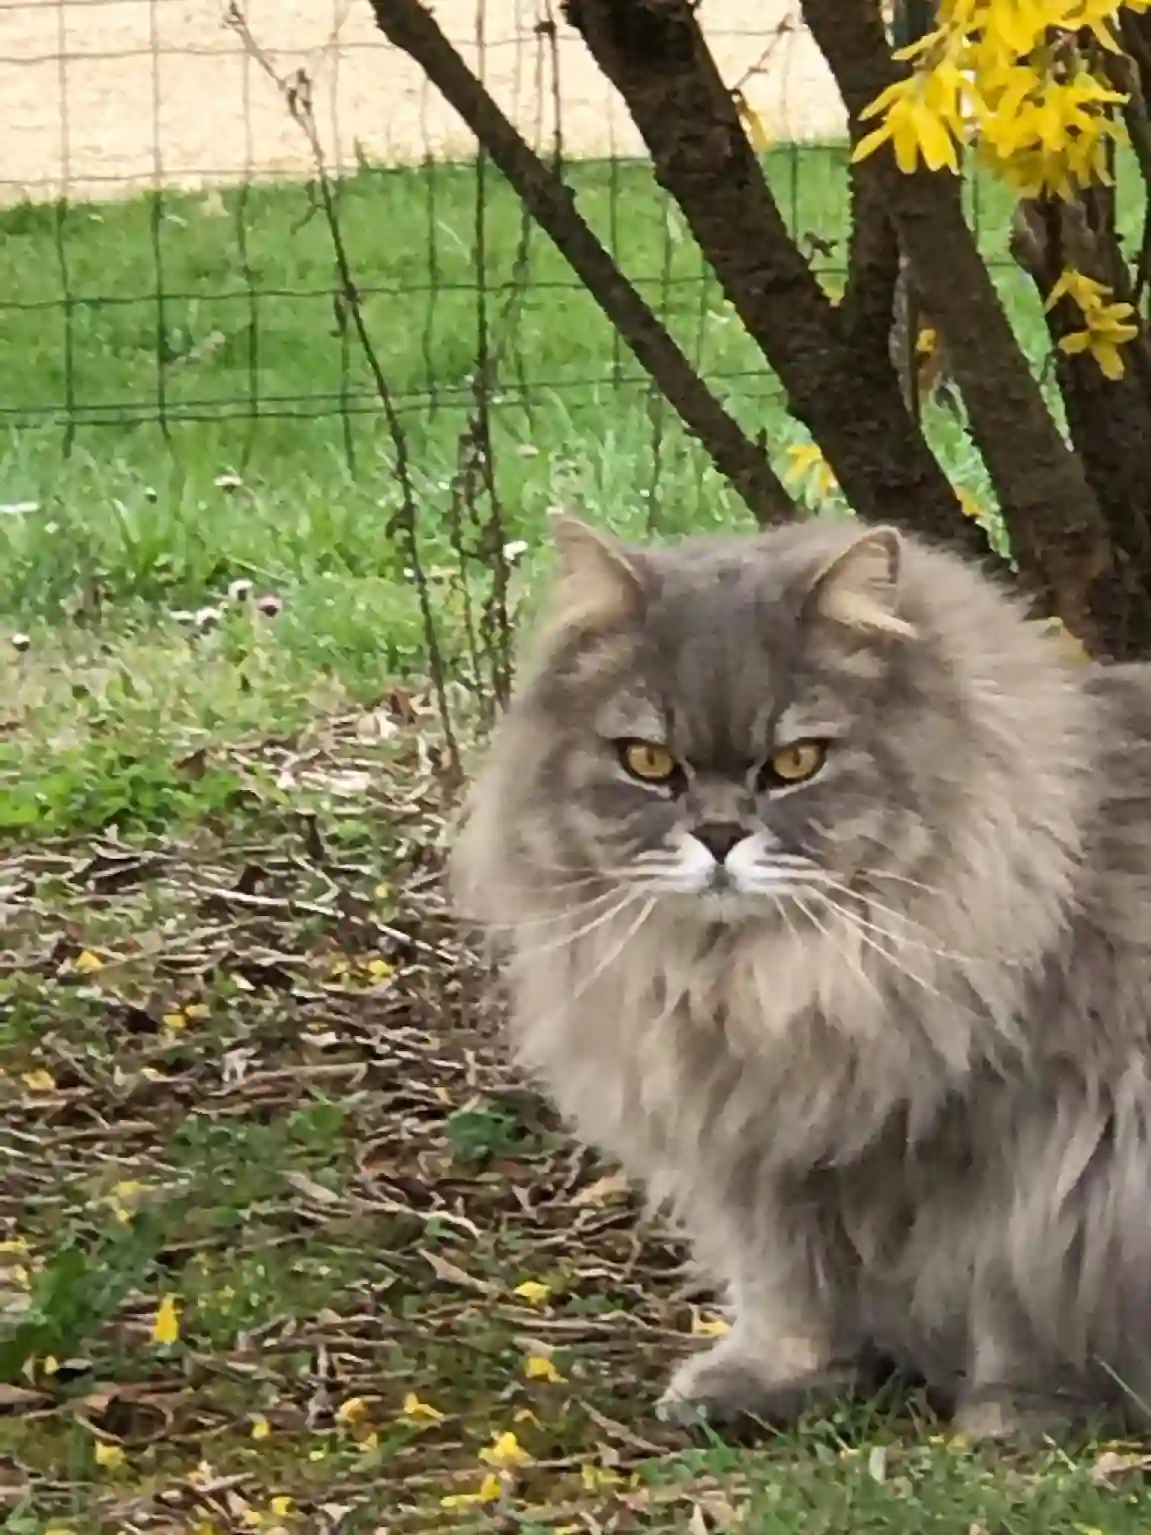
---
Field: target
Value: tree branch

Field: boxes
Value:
[841,160,902,370]
[560,0,987,556]
[367,0,793,527]
[1011,200,1151,658]
[800,0,1113,651]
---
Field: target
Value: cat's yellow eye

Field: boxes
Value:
[620,740,679,783]
[767,739,828,786]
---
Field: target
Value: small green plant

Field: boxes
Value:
[0,739,247,835]
[446,1100,530,1162]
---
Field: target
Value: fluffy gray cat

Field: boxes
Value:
[451,512,1151,1441]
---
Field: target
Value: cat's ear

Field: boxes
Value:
[548,513,645,627]
[804,525,915,639]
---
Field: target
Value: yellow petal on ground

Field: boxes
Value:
[21,1068,56,1093]
[250,1415,271,1440]
[400,1392,445,1423]
[73,949,104,974]
[184,1002,211,1019]
[357,1431,380,1452]
[441,1472,504,1509]
[152,1293,180,1346]
[524,1353,564,1383]
[269,1497,294,1518]
[338,1395,370,1424]
[513,1280,552,1305]
[365,958,394,981]
[94,1442,126,1470]
[161,1012,187,1032]
[691,1314,732,1336]
[479,1430,532,1468]
[581,1462,624,1490]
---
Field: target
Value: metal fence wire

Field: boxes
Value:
[0,0,998,443]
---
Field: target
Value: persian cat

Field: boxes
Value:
[451,512,1151,1440]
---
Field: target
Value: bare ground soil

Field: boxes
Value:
[1,0,847,203]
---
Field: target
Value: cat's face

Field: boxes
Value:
[496,517,957,927]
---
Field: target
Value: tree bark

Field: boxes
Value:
[800,0,1114,651]
[561,0,988,556]
[1012,198,1151,658]
[367,0,794,527]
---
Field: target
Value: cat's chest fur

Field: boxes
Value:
[506,908,987,1199]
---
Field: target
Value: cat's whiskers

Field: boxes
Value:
[856,866,953,903]
[789,889,888,1007]
[511,889,642,962]
[806,890,950,1004]
[571,895,657,1002]
[786,869,975,968]
[477,886,621,935]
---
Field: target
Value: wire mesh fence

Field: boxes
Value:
[0,0,861,444]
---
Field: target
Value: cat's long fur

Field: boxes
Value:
[451,514,1151,1437]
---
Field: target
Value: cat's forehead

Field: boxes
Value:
[600,546,827,755]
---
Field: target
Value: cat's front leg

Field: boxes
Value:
[656,1267,869,1429]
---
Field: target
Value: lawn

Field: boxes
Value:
[3,147,1151,1532]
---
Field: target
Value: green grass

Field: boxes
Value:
[3,148,1151,1532]
[4,144,1130,642]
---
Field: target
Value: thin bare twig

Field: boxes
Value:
[225,3,463,783]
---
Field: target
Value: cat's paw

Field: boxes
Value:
[953,1390,1094,1445]
[656,1342,853,1430]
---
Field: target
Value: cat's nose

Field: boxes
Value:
[693,822,745,862]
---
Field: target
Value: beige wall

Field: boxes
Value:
[1,0,847,203]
